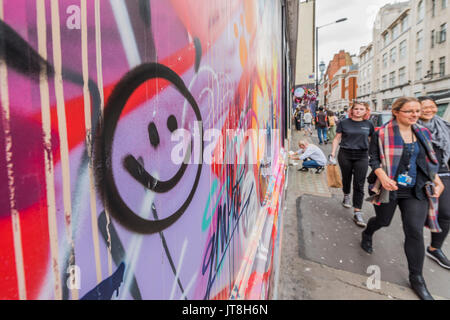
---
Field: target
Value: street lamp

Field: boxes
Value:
[315,17,348,96]
[319,60,326,78]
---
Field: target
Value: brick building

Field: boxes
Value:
[319,50,358,111]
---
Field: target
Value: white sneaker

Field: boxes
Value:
[353,212,366,228]
[342,194,351,208]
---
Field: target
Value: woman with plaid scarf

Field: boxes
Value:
[362,97,445,300]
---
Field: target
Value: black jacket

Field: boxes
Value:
[368,130,434,201]
[434,145,450,174]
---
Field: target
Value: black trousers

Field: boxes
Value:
[431,176,450,249]
[337,148,369,210]
[364,193,428,276]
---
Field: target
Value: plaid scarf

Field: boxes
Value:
[367,119,441,232]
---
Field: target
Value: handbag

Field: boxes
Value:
[326,164,343,188]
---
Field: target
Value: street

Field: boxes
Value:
[278,129,450,300]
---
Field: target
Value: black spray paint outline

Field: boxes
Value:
[94,62,203,234]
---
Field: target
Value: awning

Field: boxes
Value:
[427,89,450,100]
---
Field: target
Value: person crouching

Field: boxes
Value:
[290,140,327,173]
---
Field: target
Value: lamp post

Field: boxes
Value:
[315,18,348,97]
[318,60,325,106]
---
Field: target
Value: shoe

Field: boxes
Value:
[361,231,373,254]
[409,274,434,300]
[298,167,309,172]
[426,247,450,270]
[324,141,328,144]
[353,212,367,228]
[319,142,323,145]
[342,194,351,208]
[315,166,324,174]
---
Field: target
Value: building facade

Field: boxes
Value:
[295,0,316,88]
[357,0,450,117]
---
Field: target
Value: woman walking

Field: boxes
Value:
[330,102,374,227]
[327,110,337,141]
[362,97,445,300]
[294,106,302,130]
[418,96,450,270]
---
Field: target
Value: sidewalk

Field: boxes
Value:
[277,129,449,300]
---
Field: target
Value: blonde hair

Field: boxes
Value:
[349,101,371,120]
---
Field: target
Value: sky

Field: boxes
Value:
[316,0,405,66]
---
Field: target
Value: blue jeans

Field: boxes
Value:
[317,127,327,143]
[302,159,322,168]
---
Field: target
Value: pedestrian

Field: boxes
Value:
[418,96,450,270]
[330,101,374,227]
[294,106,302,130]
[290,140,326,173]
[303,109,313,136]
[362,97,445,300]
[327,110,337,141]
[315,107,328,144]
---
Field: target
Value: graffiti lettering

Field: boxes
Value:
[202,165,254,299]
[81,263,125,300]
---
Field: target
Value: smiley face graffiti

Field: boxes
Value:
[94,63,203,234]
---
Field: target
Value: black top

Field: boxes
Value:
[336,119,374,150]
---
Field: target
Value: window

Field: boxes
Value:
[390,47,397,63]
[382,75,387,89]
[401,15,409,32]
[432,0,436,16]
[389,72,396,87]
[418,1,425,22]
[399,40,407,59]
[399,67,406,84]
[431,30,435,48]
[440,57,446,77]
[383,33,389,47]
[438,23,447,43]
[443,0,448,9]
[383,53,388,68]
[416,30,423,51]
[392,24,400,40]
[367,82,371,93]
[416,60,423,80]
[430,61,434,79]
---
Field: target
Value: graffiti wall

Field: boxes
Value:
[0,0,286,300]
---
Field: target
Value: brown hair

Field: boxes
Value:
[391,97,420,118]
